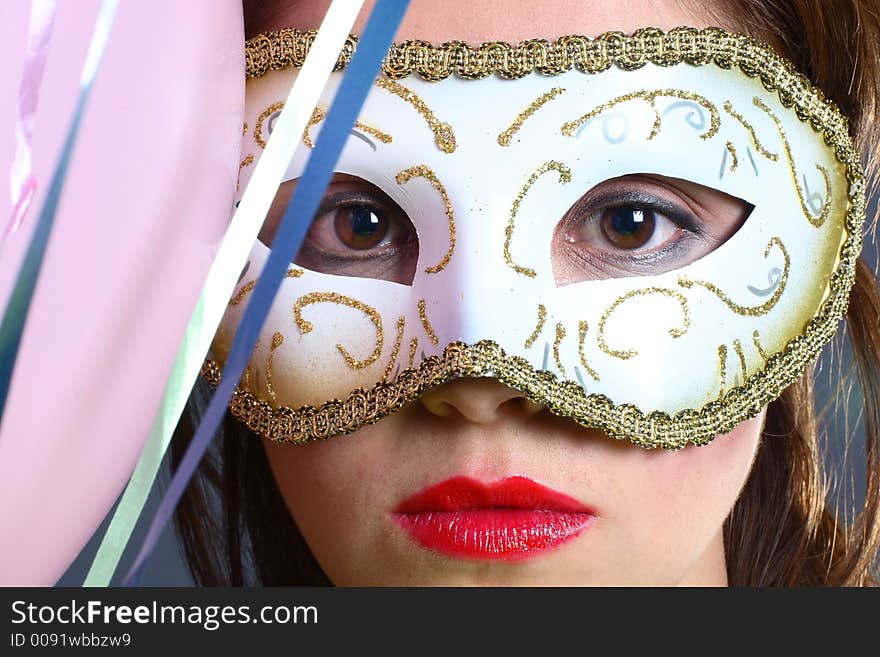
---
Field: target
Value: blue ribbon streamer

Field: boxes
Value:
[0,0,119,424]
[121,0,410,585]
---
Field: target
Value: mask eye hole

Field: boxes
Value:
[259,174,420,285]
[551,173,752,286]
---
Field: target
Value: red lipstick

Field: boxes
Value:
[393,476,595,560]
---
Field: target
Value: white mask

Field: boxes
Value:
[208,27,865,449]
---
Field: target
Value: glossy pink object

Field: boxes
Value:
[0,0,244,585]
[5,0,55,238]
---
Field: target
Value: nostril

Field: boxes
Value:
[419,378,544,424]
[514,397,546,415]
[423,399,455,417]
[496,395,545,420]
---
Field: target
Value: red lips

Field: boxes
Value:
[393,476,595,561]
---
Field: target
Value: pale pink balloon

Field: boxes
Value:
[0,0,244,585]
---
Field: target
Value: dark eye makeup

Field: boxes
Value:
[552,174,751,285]
[259,173,749,288]
[259,175,420,285]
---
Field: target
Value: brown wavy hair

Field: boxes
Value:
[170,0,880,585]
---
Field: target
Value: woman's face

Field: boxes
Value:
[258,0,764,585]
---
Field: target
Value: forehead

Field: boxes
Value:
[259,0,722,44]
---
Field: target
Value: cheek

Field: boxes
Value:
[263,428,387,522]
[261,408,765,585]
[610,411,764,572]
[261,420,400,579]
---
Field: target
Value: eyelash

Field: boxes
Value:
[580,190,704,235]
[577,190,702,247]
[302,192,408,263]
[316,191,388,227]
[307,186,705,271]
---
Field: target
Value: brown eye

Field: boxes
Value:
[333,205,389,250]
[259,174,420,285]
[600,207,657,250]
[552,174,753,286]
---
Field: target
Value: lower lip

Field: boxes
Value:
[394,509,594,560]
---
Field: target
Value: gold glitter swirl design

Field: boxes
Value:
[303,106,393,149]
[240,361,252,393]
[553,323,567,376]
[752,97,831,227]
[506,161,571,278]
[418,299,439,346]
[560,89,720,141]
[229,268,303,307]
[238,352,252,393]
[382,316,406,381]
[266,332,284,405]
[396,166,455,273]
[725,142,738,172]
[408,337,419,368]
[373,77,456,153]
[497,87,566,146]
[524,304,547,349]
[753,330,768,361]
[229,281,255,306]
[717,344,728,399]
[577,321,600,382]
[225,26,865,450]
[202,286,855,447]
[242,337,260,394]
[254,101,284,148]
[237,154,254,192]
[678,237,790,317]
[597,288,691,360]
[293,292,384,369]
[733,339,748,381]
[722,101,778,161]
[242,122,248,136]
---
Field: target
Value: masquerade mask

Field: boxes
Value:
[206,27,865,449]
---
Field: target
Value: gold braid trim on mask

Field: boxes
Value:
[203,268,853,450]
[227,26,865,449]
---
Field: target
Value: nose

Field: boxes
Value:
[419,377,545,424]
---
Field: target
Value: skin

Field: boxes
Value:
[258,0,765,585]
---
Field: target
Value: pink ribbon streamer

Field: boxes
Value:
[6,0,57,239]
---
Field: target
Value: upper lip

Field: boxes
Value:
[394,475,594,514]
